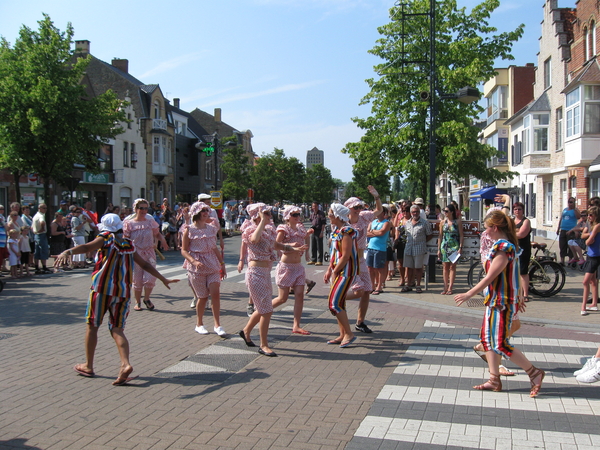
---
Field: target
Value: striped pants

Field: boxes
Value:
[328,275,354,316]
[480,304,515,358]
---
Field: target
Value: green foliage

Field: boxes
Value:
[251,148,306,204]
[221,137,251,201]
[345,162,391,204]
[343,0,523,195]
[0,14,126,204]
[304,164,336,205]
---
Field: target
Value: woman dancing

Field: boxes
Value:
[455,210,545,396]
[271,205,312,335]
[324,204,359,348]
[123,199,169,311]
[181,201,227,336]
[239,203,306,357]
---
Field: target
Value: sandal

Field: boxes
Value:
[143,300,155,311]
[305,280,316,295]
[441,290,448,295]
[473,344,487,362]
[415,287,422,293]
[446,289,453,295]
[473,374,502,392]
[400,286,412,293]
[526,365,545,398]
[499,365,515,376]
[133,304,143,311]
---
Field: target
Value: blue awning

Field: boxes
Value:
[469,186,506,200]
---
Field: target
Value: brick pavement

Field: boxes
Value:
[1,234,599,449]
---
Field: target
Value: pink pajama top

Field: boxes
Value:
[182,222,220,274]
[350,210,375,251]
[242,223,277,262]
[123,216,158,252]
[276,224,307,254]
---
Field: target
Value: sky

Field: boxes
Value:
[0,0,576,183]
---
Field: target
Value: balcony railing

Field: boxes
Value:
[152,119,167,131]
[152,162,168,175]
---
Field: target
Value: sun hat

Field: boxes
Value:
[344,197,365,209]
[198,193,211,200]
[190,201,211,217]
[246,203,269,219]
[97,213,123,233]
[282,205,301,221]
[414,198,425,205]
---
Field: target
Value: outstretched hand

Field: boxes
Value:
[454,292,470,307]
[162,279,180,289]
[367,185,379,198]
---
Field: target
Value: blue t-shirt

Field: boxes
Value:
[367,219,390,252]
[560,208,578,231]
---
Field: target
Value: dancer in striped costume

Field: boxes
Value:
[324,204,359,349]
[54,214,179,386]
[455,211,544,396]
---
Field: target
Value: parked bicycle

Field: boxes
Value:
[467,242,566,297]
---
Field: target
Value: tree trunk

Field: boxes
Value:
[11,170,22,205]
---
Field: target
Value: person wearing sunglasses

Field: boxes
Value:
[271,205,313,335]
[557,197,581,265]
[123,199,170,311]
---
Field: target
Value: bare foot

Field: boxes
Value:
[112,365,134,386]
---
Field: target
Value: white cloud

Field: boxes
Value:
[139,52,206,79]
[199,80,326,108]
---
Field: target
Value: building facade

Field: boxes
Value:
[306,147,324,169]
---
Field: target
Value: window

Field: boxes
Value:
[533,114,549,152]
[590,21,597,59]
[592,177,600,199]
[529,183,536,218]
[584,27,589,61]
[560,179,567,209]
[556,107,563,151]
[153,137,160,163]
[544,57,551,89]
[162,137,168,166]
[205,160,212,180]
[545,182,553,224]
[584,85,600,134]
[566,88,580,138]
[486,86,508,125]
[167,139,172,166]
[127,113,132,129]
[149,182,155,203]
[154,101,160,119]
[123,142,129,167]
[130,143,136,168]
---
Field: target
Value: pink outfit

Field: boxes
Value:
[349,210,375,293]
[242,222,277,313]
[182,222,221,298]
[123,216,159,291]
[275,223,308,288]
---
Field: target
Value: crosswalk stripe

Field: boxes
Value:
[354,417,600,448]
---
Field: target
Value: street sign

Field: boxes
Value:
[210,190,223,209]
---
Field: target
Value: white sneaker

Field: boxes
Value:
[195,325,209,335]
[576,361,600,383]
[586,306,599,311]
[190,298,197,309]
[581,310,589,316]
[575,357,599,376]
[214,326,227,337]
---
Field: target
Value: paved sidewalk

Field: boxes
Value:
[1,235,600,449]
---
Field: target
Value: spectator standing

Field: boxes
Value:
[366,206,391,294]
[557,197,581,265]
[32,204,51,274]
[0,205,7,274]
[308,202,327,266]
[402,205,432,293]
[70,208,88,268]
[437,204,463,295]
[50,212,70,271]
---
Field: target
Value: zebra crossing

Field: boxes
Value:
[347,320,600,450]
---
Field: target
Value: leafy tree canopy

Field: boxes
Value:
[0,14,126,204]
[343,0,523,196]
[304,164,336,205]
[221,136,251,201]
[251,148,306,205]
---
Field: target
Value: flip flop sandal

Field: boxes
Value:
[415,287,422,293]
[327,339,342,345]
[133,305,143,311]
[143,300,155,311]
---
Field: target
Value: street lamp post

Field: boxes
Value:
[195,133,236,191]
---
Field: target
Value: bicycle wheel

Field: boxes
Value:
[529,260,566,297]
[467,262,485,288]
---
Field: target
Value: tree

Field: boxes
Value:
[251,148,306,204]
[221,136,251,201]
[343,0,523,196]
[0,14,126,206]
[345,161,391,203]
[304,164,336,205]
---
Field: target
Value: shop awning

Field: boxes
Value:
[469,186,506,200]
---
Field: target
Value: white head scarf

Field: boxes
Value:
[330,203,350,222]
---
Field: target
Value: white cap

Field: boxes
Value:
[198,193,211,200]
[97,213,123,233]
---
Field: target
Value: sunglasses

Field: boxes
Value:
[137,206,148,210]
[352,206,363,210]
[443,209,450,213]
[290,213,300,217]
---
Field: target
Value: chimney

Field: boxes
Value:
[75,40,90,55]
[214,108,222,123]
[174,98,180,109]
[111,58,129,74]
